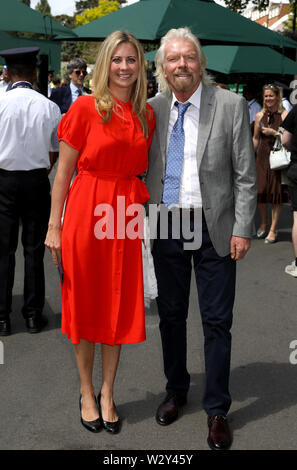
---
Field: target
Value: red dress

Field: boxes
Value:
[57,96,155,345]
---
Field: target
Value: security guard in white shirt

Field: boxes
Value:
[0,47,61,336]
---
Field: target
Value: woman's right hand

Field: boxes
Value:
[260,126,276,137]
[45,226,62,267]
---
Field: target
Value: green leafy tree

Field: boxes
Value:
[61,42,85,63]
[75,0,125,13]
[19,0,31,6]
[75,0,99,14]
[76,0,120,26]
[53,14,84,62]
[224,0,268,14]
[285,1,297,32]
[35,0,51,16]
[54,14,76,29]
[54,0,125,65]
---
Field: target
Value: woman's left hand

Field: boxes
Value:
[45,226,62,267]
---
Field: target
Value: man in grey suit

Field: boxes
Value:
[145,27,257,450]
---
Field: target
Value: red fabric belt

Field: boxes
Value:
[78,170,150,205]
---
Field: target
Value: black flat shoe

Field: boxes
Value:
[79,395,102,433]
[97,392,121,434]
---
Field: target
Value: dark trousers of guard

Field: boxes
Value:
[0,169,50,321]
[152,211,236,417]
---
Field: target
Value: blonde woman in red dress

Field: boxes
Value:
[45,31,155,434]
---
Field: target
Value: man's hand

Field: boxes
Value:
[230,236,250,260]
[48,151,59,174]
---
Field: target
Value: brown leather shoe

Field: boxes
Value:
[156,392,187,426]
[207,414,232,450]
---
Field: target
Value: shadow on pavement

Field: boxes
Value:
[118,361,297,428]
[8,295,60,335]
[230,362,297,429]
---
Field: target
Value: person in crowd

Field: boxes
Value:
[52,77,61,88]
[0,47,61,337]
[282,105,297,276]
[282,95,293,113]
[147,79,157,98]
[45,31,155,434]
[50,58,91,114]
[47,69,54,97]
[0,65,12,93]
[273,82,293,113]
[253,84,288,243]
[243,85,261,134]
[216,83,230,90]
[145,27,257,450]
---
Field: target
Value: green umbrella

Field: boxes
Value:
[0,31,61,73]
[0,0,76,37]
[203,45,297,74]
[145,45,297,75]
[60,0,296,48]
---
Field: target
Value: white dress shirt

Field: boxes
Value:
[247,99,262,124]
[166,84,202,208]
[282,97,293,112]
[70,81,83,103]
[0,80,9,94]
[0,87,61,170]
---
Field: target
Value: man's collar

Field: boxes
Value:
[170,82,203,110]
[70,82,82,93]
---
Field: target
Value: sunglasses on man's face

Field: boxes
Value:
[74,69,87,77]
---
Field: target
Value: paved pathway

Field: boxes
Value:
[1,184,297,450]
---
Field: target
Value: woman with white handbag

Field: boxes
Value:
[253,84,288,243]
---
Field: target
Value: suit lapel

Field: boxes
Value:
[197,86,217,167]
[157,93,171,167]
[65,85,72,110]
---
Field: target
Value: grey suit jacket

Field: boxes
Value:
[145,85,257,257]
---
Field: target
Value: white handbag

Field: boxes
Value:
[142,216,158,308]
[269,137,291,170]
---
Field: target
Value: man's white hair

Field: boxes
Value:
[154,27,213,93]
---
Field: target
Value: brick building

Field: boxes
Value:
[242,1,291,31]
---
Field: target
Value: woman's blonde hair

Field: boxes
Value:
[262,84,284,113]
[92,30,149,137]
[155,27,214,93]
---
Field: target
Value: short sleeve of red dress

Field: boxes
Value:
[57,96,91,151]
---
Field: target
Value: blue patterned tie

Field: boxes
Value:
[163,101,191,207]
